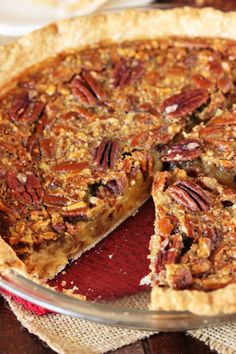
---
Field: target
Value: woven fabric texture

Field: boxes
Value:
[5,295,236,354]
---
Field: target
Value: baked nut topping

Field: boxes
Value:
[1,35,236,279]
[162,110,236,188]
[160,89,209,118]
[168,179,210,212]
[150,169,236,292]
[161,139,202,162]
[94,138,119,170]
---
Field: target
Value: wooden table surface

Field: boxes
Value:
[0,295,218,354]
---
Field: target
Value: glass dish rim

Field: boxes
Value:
[1,269,235,331]
[0,3,236,332]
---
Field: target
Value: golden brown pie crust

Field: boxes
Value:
[150,284,236,315]
[0,7,236,314]
[0,237,26,275]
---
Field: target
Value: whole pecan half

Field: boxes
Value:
[112,59,144,88]
[94,138,119,170]
[161,88,209,117]
[71,71,107,104]
[7,172,44,206]
[161,139,202,162]
[205,226,222,252]
[9,91,45,123]
[168,180,210,212]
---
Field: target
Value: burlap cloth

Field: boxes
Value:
[3,292,236,354]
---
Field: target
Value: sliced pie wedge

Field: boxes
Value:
[149,168,236,314]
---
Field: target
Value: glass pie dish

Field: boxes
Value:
[0,3,236,331]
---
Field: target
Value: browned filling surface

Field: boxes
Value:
[150,169,236,292]
[160,110,236,188]
[1,36,236,279]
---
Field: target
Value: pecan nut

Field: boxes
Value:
[7,172,44,206]
[94,138,119,170]
[71,71,107,104]
[161,88,209,117]
[22,100,45,123]
[168,180,210,212]
[35,112,49,134]
[43,195,68,208]
[40,138,55,159]
[217,75,232,94]
[9,91,45,123]
[81,71,107,100]
[51,161,89,172]
[61,208,88,222]
[27,135,41,161]
[161,139,202,162]
[155,234,183,273]
[112,59,144,88]
[0,200,16,218]
[192,74,212,90]
[205,226,222,252]
[207,111,236,126]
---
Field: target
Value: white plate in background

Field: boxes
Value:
[0,0,153,37]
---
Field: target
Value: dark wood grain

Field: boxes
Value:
[0,295,218,354]
[0,296,54,354]
[147,332,217,354]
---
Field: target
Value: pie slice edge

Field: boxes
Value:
[149,169,236,315]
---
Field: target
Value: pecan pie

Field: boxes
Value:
[150,169,236,314]
[0,7,236,314]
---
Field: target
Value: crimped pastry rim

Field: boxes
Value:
[1,7,236,91]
